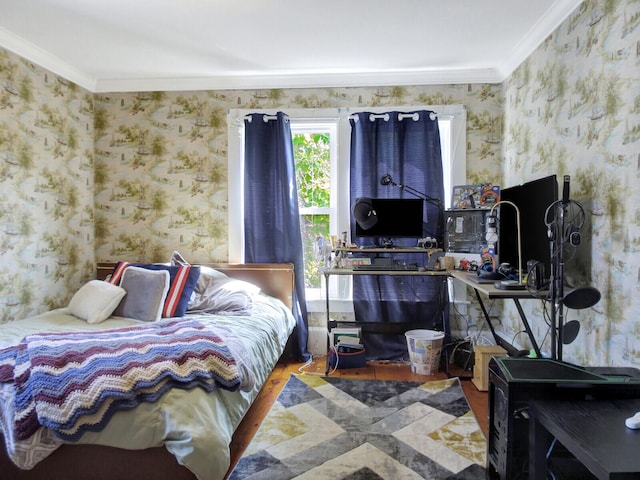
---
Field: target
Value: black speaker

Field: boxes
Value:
[526,260,545,290]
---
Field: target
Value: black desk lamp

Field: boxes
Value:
[352,197,378,230]
[380,174,441,207]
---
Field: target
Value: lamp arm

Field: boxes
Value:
[491,200,523,284]
[393,181,441,207]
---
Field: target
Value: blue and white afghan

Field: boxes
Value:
[0,318,245,441]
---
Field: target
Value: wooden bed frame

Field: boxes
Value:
[0,262,296,480]
[97,262,295,310]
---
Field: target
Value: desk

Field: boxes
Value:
[322,267,449,375]
[529,399,640,479]
[487,357,640,480]
[450,270,543,357]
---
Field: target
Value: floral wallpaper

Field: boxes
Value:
[501,0,640,367]
[0,0,637,369]
[0,48,504,323]
[0,52,95,321]
[92,85,503,265]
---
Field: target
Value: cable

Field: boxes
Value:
[326,345,339,374]
[297,354,327,376]
[298,355,314,372]
[449,277,494,341]
[511,330,528,347]
[546,437,558,459]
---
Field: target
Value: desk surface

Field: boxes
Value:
[325,268,544,288]
[333,247,440,254]
[449,269,542,298]
[530,399,640,479]
[322,268,449,276]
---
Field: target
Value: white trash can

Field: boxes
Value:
[405,329,445,375]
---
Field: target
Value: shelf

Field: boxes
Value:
[328,319,431,335]
[334,247,441,254]
[322,268,448,276]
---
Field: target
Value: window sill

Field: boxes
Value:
[306,297,354,313]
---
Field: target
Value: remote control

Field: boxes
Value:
[625,412,640,429]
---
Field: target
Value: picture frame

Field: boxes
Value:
[452,184,483,209]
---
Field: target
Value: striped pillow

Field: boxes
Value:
[109,262,201,317]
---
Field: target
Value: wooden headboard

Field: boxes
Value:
[96,262,295,311]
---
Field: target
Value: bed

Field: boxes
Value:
[0,262,296,480]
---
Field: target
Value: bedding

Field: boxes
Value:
[0,265,296,480]
[66,280,126,324]
[172,252,260,315]
[109,262,201,318]
[0,318,247,441]
[187,267,260,315]
[112,266,170,321]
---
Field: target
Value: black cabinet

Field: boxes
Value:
[487,357,640,480]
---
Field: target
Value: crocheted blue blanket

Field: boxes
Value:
[0,318,242,441]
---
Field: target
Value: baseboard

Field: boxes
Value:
[308,326,328,356]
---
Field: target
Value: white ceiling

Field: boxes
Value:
[0,0,583,93]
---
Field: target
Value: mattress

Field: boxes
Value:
[0,293,295,480]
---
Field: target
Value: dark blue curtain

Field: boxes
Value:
[244,112,310,361]
[350,110,446,360]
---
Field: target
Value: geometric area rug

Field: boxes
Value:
[228,374,487,479]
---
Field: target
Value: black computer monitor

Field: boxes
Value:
[498,175,558,278]
[354,198,424,239]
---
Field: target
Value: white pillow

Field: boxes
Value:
[169,252,228,296]
[188,271,260,315]
[68,280,126,324]
[113,266,170,322]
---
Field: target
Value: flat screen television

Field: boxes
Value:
[498,175,558,278]
[354,198,424,239]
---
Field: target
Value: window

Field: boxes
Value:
[291,124,334,291]
[227,106,466,312]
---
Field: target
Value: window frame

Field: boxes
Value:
[291,122,338,297]
[290,120,338,234]
[227,106,467,312]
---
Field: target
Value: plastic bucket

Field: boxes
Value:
[405,329,445,375]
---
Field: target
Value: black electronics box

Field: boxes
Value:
[445,208,490,253]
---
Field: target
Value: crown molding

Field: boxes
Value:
[94,68,503,93]
[1,26,502,93]
[496,0,584,80]
[0,27,96,91]
[2,1,583,94]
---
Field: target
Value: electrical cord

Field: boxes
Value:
[449,277,494,343]
[297,346,340,376]
[297,355,316,373]
[327,345,339,374]
[511,330,529,347]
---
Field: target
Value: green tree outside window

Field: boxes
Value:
[294,132,330,288]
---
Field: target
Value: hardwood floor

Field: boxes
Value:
[226,357,488,478]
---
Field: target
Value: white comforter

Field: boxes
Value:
[0,294,295,480]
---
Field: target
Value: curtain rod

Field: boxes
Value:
[243,114,289,123]
[349,111,437,122]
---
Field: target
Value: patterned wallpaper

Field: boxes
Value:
[502,0,639,367]
[0,51,504,322]
[0,53,95,321]
[0,0,637,368]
